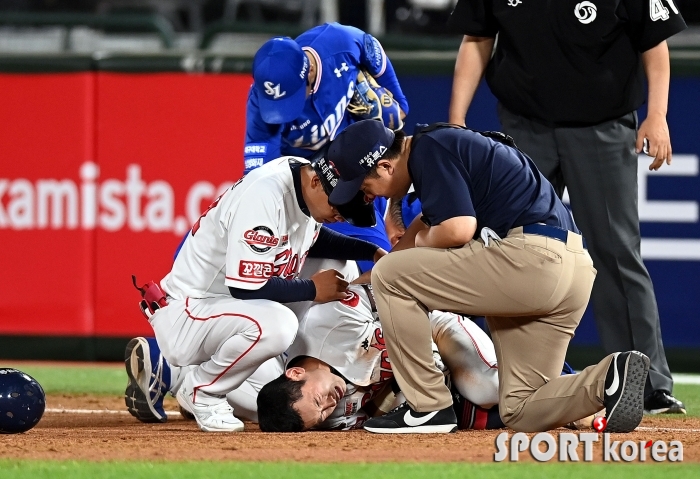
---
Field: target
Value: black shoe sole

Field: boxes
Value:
[179,405,196,421]
[364,424,457,434]
[606,352,650,433]
[124,338,167,423]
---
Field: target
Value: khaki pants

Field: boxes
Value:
[371,227,614,432]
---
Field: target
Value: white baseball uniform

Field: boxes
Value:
[287,284,499,429]
[150,157,321,400]
[169,356,285,422]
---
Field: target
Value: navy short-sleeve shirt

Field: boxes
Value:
[408,127,577,238]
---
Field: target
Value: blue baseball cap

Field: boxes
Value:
[327,120,395,206]
[252,37,309,124]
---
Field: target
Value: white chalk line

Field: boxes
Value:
[44,409,700,433]
[672,373,700,385]
[46,408,181,416]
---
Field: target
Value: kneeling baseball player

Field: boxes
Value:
[124,154,386,432]
[257,283,504,432]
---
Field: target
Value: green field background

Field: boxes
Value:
[0,461,697,479]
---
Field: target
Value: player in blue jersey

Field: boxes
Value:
[244,23,409,272]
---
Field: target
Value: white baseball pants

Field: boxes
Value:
[430,312,499,408]
[150,296,297,399]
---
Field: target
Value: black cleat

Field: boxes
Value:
[644,390,686,415]
[603,351,650,433]
[364,402,457,434]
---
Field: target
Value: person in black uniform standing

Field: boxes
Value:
[447,0,687,414]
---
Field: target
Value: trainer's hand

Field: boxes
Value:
[311,269,349,303]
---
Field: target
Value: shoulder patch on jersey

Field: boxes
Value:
[239,260,274,279]
[242,225,280,253]
[362,34,386,77]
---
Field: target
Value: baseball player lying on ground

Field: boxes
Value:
[256,283,505,432]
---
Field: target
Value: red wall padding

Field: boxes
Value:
[0,72,250,336]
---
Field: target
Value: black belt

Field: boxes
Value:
[521,223,587,249]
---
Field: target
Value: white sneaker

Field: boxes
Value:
[176,377,244,432]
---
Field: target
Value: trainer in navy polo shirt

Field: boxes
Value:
[409,126,577,238]
[329,120,577,239]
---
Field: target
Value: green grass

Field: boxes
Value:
[0,462,697,479]
[671,384,700,417]
[0,362,124,396]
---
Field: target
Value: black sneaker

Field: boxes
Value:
[603,351,650,433]
[644,390,687,415]
[363,402,457,434]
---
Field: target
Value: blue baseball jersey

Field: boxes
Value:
[244,23,408,174]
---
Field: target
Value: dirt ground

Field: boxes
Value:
[1,393,698,462]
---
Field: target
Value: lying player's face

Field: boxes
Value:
[286,367,347,430]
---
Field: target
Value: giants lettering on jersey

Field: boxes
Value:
[370,328,393,388]
[273,249,307,279]
[242,226,279,253]
[239,260,273,279]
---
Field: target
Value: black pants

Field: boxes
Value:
[498,104,673,395]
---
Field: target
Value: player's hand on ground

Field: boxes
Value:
[311,269,349,303]
[637,113,672,171]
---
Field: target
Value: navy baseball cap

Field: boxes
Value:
[252,37,309,124]
[327,120,395,206]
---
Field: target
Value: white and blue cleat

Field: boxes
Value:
[124,337,171,423]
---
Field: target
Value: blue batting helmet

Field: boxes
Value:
[0,368,46,434]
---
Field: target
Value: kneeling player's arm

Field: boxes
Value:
[308,227,379,261]
[228,277,315,303]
